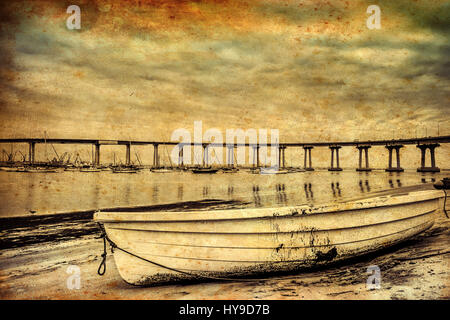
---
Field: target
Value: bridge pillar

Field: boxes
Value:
[328,146,342,171]
[356,145,371,171]
[385,145,404,172]
[417,143,440,172]
[277,146,281,168]
[94,143,100,166]
[178,145,184,167]
[125,143,131,166]
[303,146,314,171]
[252,145,260,168]
[256,145,260,168]
[28,142,36,164]
[278,146,286,168]
[153,144,159,168]
[202,144,208,167]
[226,146,234,168]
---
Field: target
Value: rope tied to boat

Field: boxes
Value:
[443,189,448,219]
[433,178,449,219]
[97,223,116,276]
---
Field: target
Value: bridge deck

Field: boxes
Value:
[0,136,449,147]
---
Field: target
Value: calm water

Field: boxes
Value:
[0,169,446,218]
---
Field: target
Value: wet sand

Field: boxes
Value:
[0,186,449,300]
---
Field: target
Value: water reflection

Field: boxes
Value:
[388,178,403,188]
[359,180,371,193]
[92,182,100,209]
[177,184,183,201]
[152,185,158,202]
[331,182,342,198]
[421,177,436,184]
[24,173,36,214]
[0,170,447,218]
[252,185,261,207]
[388,179,394,188]
[275,184,287,205]
[202,186,209,197]
[124,182,131,205]
[228,186,234,196]
[304,183,314,200]
[365,180,371,192]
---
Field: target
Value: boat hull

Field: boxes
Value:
[191,169,219,174]
[94,190,441,286]
[253,168,290,174]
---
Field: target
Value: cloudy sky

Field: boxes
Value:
[0,0,449,147]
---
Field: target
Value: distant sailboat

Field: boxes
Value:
[112,163,139,173]
[153,145,174,173]
[64,166,80,171]
[191,167,219,174]
[0,167,18,172]
[151,168,172,173]
[191,145,218,174]
[24,167,58,173]
[253,167,289,174]
[112,167,138,173]
[80,167,101,172]
[221,167,239,173]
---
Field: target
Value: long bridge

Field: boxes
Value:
[1,135,449,172]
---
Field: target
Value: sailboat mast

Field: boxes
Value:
[164,145,173,169]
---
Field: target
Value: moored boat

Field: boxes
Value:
[24,167,58,173]
[0,167,18,172]
[80,167,101,172]
[64,166,80,171]
[112,168,138,173]
[94,189,444,286]
[287,168,306,173]
[252,167,290,174]
[191,167,219,174]
[151,168,173,173]
[221,167,239,173]
[12,166,58,173]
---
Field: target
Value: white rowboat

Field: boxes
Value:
[94,190,442,286]
[252,168,290,174]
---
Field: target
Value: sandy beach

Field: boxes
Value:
[0,185,449,300]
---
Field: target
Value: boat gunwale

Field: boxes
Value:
[94,190,442,223]
[105,208,436,235]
